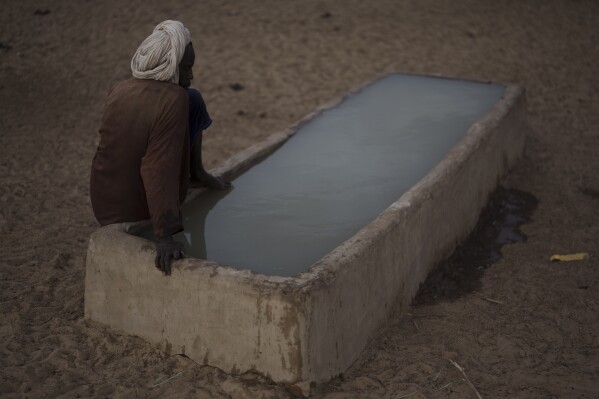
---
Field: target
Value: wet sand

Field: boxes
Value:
[1,0,598,397]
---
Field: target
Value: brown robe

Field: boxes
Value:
[90,78,189,239]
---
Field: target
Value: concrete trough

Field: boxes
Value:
[84,73,526,390]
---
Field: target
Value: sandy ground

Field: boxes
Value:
[1,0,598,397]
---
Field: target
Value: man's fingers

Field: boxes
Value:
[155,253,163,273]
[155,239,185,276]
[164,253,172,275]
[155,252,169,275]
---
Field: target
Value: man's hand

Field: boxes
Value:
[155,236,185,275]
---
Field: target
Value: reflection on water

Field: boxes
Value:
[175,189,232,259]
[140,75,506,277]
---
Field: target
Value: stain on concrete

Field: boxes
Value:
[278,306,296,341]
[254,293,263,357]
[141,243,154,252]
[255,327,261,358]
[264,303,273,324]
[163,340,172,356]
[256,293,263,325]
[279,343,287,370]
[278,305,303,376]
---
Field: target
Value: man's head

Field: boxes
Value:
[131,20,191,85]
[178,43,195,88]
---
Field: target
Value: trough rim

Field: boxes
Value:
[106,72,523,292]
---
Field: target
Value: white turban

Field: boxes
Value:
[131,20,191,84]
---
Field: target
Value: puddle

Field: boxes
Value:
[413,188,537,305]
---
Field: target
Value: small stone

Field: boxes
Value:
[229,83,244,91]
[577,279,589,289]
[33,9,51,16]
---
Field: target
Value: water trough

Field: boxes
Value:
[84,73,526,391]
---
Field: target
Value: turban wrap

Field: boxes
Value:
[131,20,191,84]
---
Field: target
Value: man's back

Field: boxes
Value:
[90,78,189,238]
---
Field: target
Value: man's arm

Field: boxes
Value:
[140,91,189,275]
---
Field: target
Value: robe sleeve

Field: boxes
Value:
[140,91,189,239]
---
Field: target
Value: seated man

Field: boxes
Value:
[90,20,229,276]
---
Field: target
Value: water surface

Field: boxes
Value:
[172,75,505,276]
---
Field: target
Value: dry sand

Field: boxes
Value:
[1,0,598,397]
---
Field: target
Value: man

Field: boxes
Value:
[90,20,229,276]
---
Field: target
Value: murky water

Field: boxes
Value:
[151,75,506,276]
